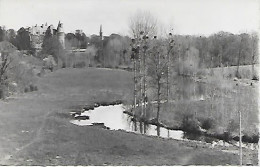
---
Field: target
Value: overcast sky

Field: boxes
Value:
[0,0,259,36]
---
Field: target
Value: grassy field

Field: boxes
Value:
[144,65,259,138]
[0,67,258,165]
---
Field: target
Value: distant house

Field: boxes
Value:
[27,22,65,51]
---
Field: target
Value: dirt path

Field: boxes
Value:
[0,108,51,165]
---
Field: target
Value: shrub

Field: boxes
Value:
[181,113,201,134]
[62,62,66,68]
[0,89,4,99]
[252,134,259,143]
[242,134,252,143]
[226,119,239,134]
[252,74,259,81]
[29,84,34,92]
[199,117,216,130]
[74,62,86,68]
[223,131,232,142]
[24,87,29,93]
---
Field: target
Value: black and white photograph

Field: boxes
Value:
[0,0,259,165]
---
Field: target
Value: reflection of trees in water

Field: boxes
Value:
[156,125,160,136]
[127,116,150,134]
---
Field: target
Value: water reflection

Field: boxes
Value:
[70,104,259,150]
[70,104,184,140]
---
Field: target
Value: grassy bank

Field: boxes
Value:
[0,67,258,165]
[138,65,259,139]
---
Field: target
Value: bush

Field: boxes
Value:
[226,119,239,134]
[199,117,216,130]
[252,74,259,81]
[252,134,259,143]
[29,84,34,92]
[62,62,66,68]
[181,114,201,134]
[74,62,86,68]
[223,131,232,142]
[0,89,4,99]
[24,87,29,93]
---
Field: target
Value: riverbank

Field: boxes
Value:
[0,68,258,165]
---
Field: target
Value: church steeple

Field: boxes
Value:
[99,24,103,40]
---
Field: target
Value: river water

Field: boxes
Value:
[70,104,184,140]
[70,104,258,150]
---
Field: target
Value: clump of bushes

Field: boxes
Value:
[181,113,201,134]
[61,62,66,68]
[0,89,4,99]
[24,87,29,93]
[226,119,239,134]
[199,117,216,130]
[252,74,259,81]
[73,62,86,68]
[24,84,38,93]
[218,119,240,142]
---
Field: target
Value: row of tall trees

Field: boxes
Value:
[41,27,65,65]
[128,11,259,137]
[65,31,89,49]
[0,26,33,52]
[170,32,259,76]
[129,11,169,134]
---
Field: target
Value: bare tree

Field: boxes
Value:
[0,50,13,98]
[147,38,168,125]
[129,11,158,39]
[129,11,158,123]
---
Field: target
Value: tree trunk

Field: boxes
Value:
[143,48,147,121]
[156,52,161,124]
[157,77,161,123]
[139,50,143,118]
[133,59,137,117]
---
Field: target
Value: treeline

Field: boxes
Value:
[65,32,131,68]
[63,30,259,72]
[1,26,258,71]
[172,31,258,69]
[0,26,34,53]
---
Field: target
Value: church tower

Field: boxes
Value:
[99,24,104,66]
[99,25,103,40]
[57,21,65,49]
